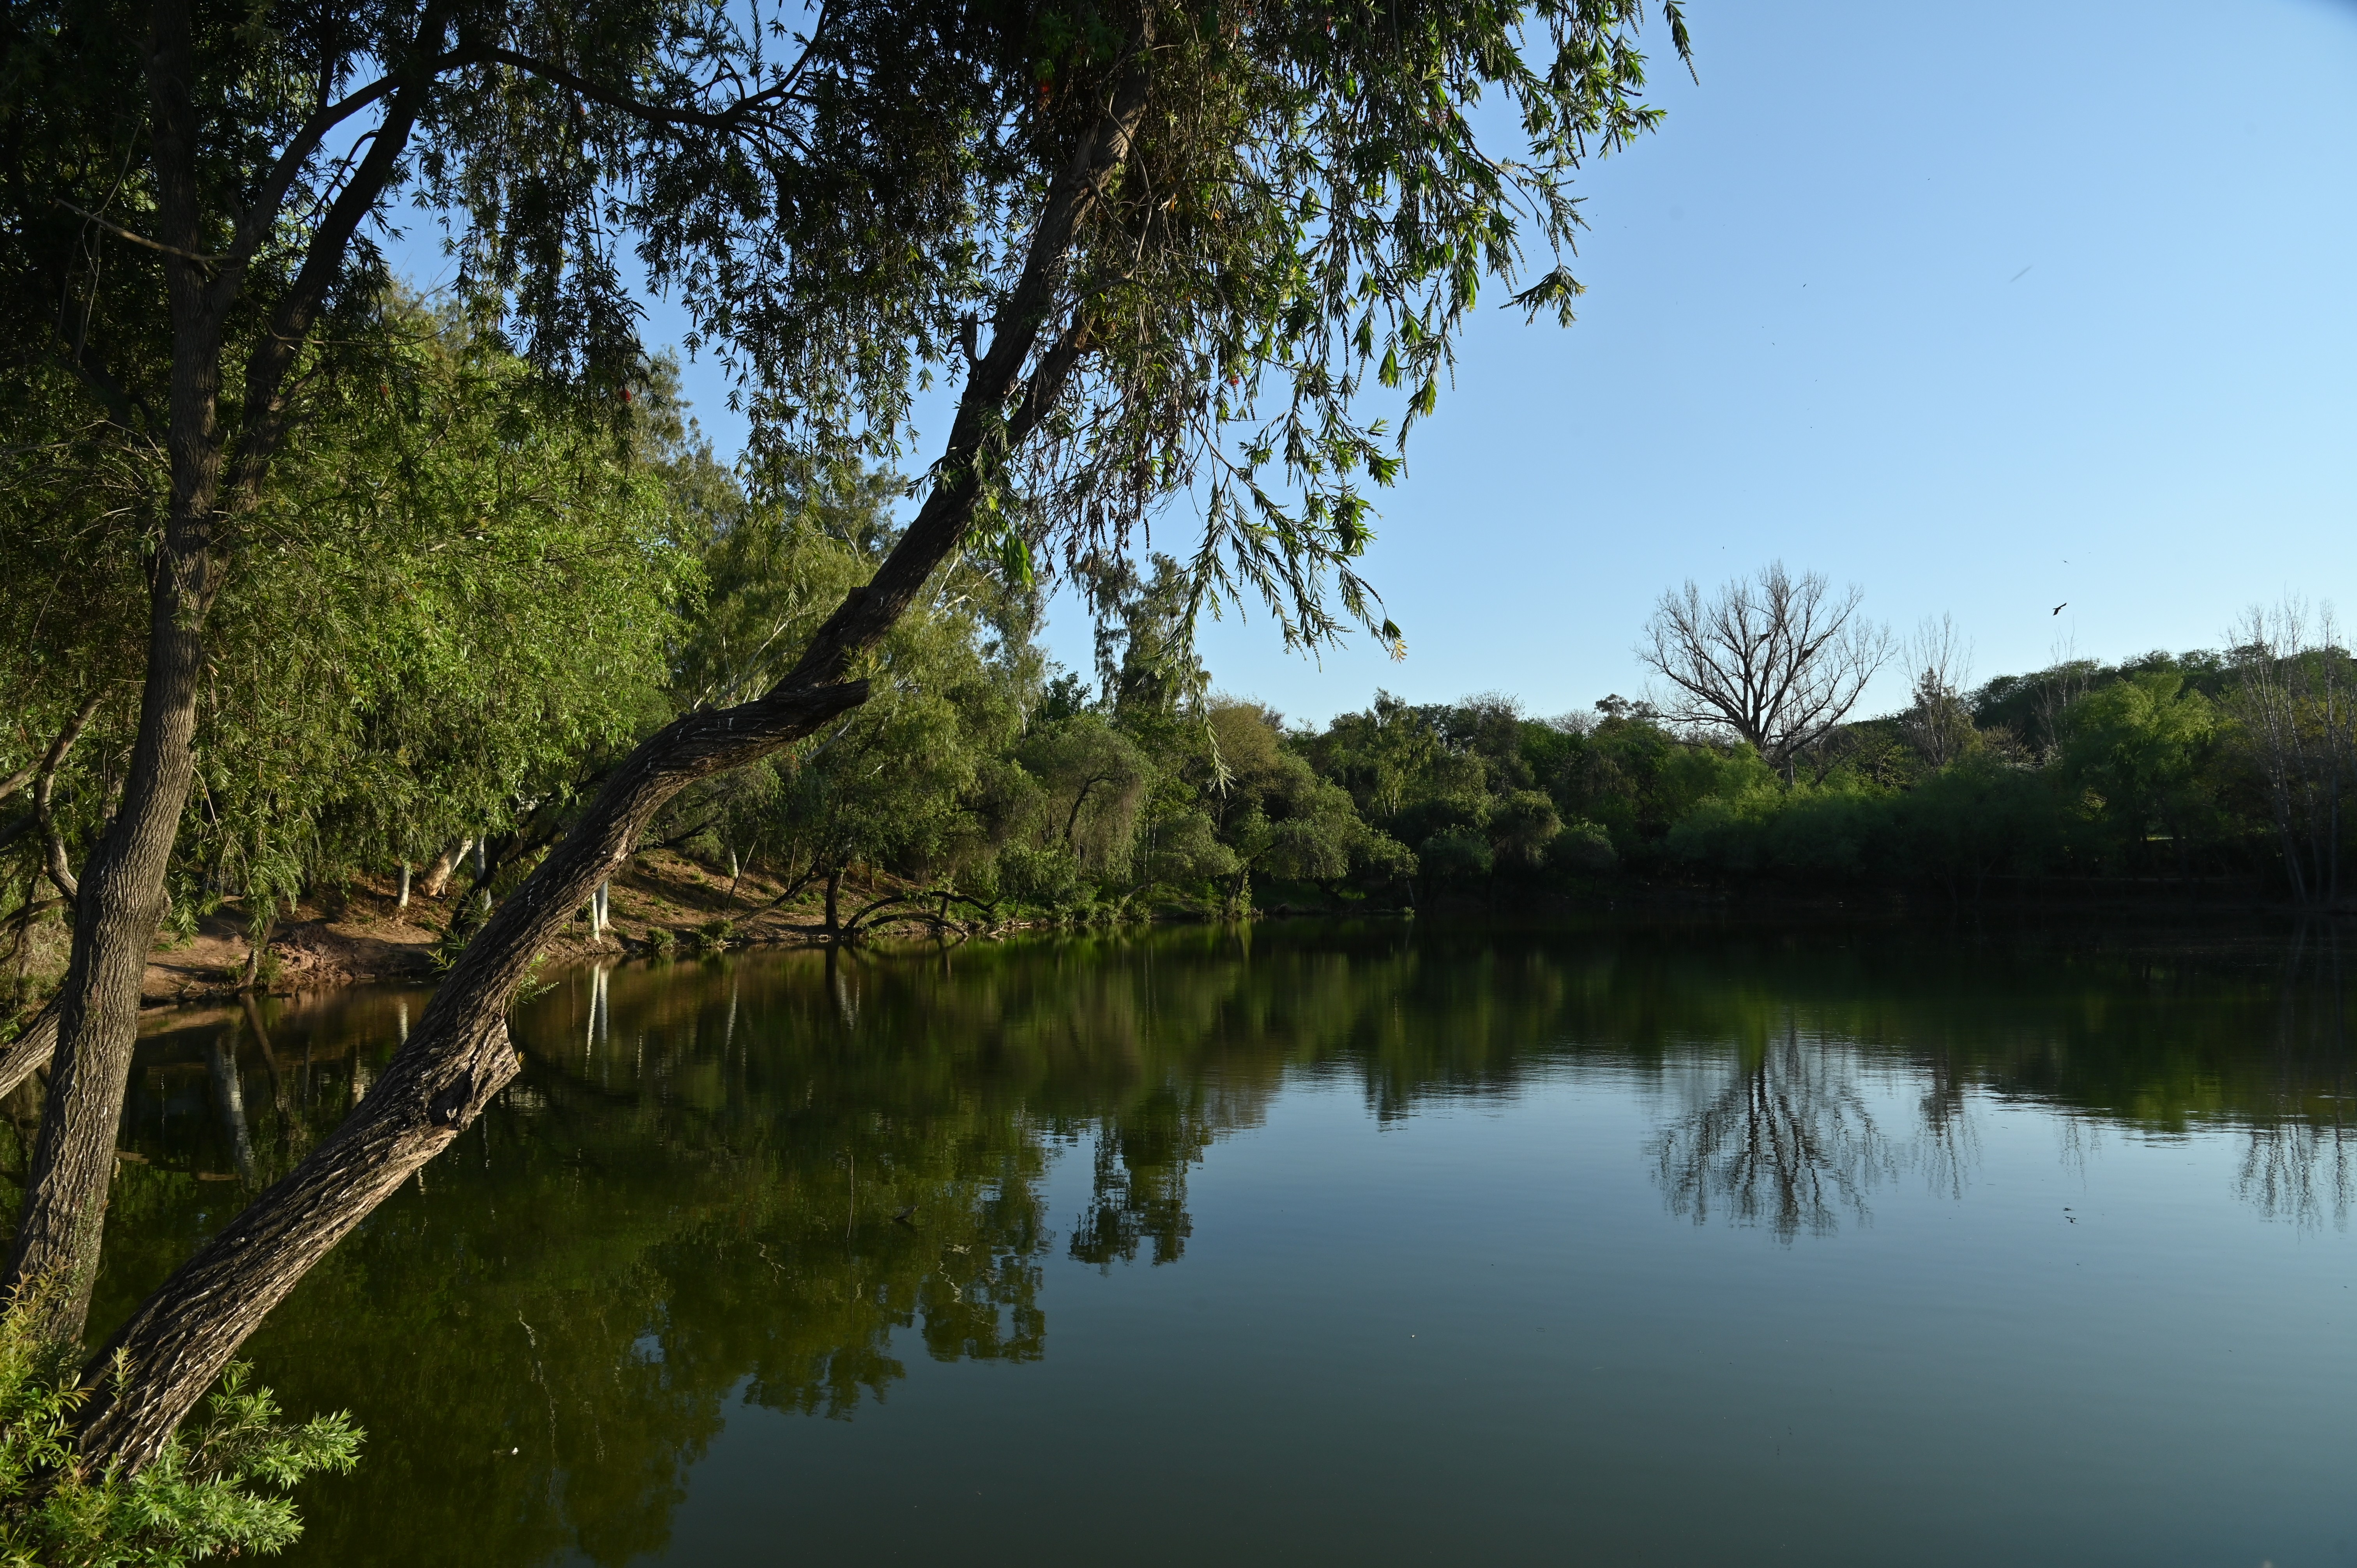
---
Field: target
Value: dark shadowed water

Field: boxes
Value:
[74,921,2357,1566]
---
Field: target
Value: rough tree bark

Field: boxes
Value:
[4,0,439,1341]
[72,55,1154,1467]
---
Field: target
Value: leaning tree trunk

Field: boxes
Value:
[72,60,1154,1468]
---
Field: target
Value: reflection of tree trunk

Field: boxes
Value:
[827,946,857,1031]
[1916,1055,1977,1201]
[242,995,302,1157]
[2237,929,2356,1221]
[1653,1028,1890,1241]
[2239,1116,2353,1227]
[204,1030,258,1188]
[1069,1092,1212,1268]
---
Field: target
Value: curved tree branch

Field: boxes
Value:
[0,997,61,1101]
[0,689,105,808]
[478,47,805,134]
[28,691,104,906]
[53,200,224,267]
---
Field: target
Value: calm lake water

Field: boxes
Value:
[80,921,2357,1566]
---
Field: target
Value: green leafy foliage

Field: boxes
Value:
[603,0,1697,649]
[0,300,689,1006]
[0,1302,357,1566]
[187,303,686,900]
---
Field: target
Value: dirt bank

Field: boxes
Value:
[138,851,928,1008]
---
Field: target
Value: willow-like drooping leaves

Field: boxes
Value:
[448,0,1691,653]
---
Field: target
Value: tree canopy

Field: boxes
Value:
[2,0,1706,1480]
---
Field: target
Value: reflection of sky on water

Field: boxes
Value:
[56,923,2357,1566]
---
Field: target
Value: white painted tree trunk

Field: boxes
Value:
[396,862,411,911]
[420,839,471,900]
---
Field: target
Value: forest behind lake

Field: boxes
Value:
[9,310,2351,1022]
[3,0,2352,1559]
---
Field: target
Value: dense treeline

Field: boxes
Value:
[970,631,2357,915]
[638,563,2357,918]
[9,308,2355,1037]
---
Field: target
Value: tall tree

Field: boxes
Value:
[1637,562,1894,775]
[2224,603,2355,905]
[1899,613,1976,770]
[61,0,1693,1466]
[0,0,806,1341]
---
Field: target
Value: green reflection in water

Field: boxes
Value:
[29,920,2357,1565]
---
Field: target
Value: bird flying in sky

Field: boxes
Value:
[2051,602,2068,616]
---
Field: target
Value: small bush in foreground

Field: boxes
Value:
[0,1301,359,1566]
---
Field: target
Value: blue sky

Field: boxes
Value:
[1179,0,2357,724]
[406,0,2357,725]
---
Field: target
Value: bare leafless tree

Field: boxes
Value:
[1636,562,1894,773]
[2225,601,2357,906]
[1900,613,1976,769]
[2025,637,2099,762]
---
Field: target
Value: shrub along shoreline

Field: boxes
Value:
[44,630,2357,1025]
